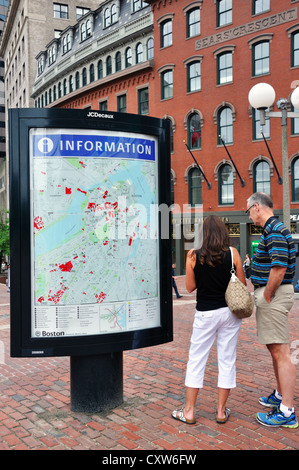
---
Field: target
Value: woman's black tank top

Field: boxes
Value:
[193,249,233,311]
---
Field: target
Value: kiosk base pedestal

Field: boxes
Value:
[70,352,123,413]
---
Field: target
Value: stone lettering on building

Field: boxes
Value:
[195,8,297,50]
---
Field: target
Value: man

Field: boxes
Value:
[246,192,298,428]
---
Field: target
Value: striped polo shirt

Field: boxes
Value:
[251,216,296,287]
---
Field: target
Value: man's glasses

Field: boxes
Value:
[245,204,255,214]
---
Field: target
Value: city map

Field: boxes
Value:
[30,129,160,338]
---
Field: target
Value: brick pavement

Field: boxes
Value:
[0,278,298,451]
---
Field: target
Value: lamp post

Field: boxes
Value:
[248,83,299,230]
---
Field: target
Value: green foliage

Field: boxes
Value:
[0,210,9,264]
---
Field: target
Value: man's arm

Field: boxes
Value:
[264,266,287,303]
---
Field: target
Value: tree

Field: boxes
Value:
[0,210,9,268]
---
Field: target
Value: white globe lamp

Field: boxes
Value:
[248,83,275,110]
[291,86,299,110]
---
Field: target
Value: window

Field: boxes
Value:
[217,52,233,84]
[253,108,270,140]
[254,161,270,194]
[53,85,57,101]
[98,60,103,79]
[136,43,143,64]
[115,52,121,72]
[187,61,201,93]
[291,32,299,67]
[187,7,200,38]
[219,164,234,205]
[161,20,172,48]
[104,8,110,28]
[253,41,270,76]
[106,56,112,75]
[100,100,108,111]
[63,79,67,95]
[188,113,201,149]
[147,38,154,60]
[58,82,62,98]
[111,4,117,23]
[90,64,94,82]
[117,94,127,113]
[62,33,71,53]
[133,1,146,12]
[81,23,86,41]
[76,7,90,20]
[138,88,149,114]
[125,48,132,68]
[75,71,80,89]
[291,106,299,135]
[217,0,232,27]
[252,0,270,15]
[292,157,299,201]
[161,70,173,100]
[218,107,233,144]
[188,167,202,206]
[48,46,56,65]
[82,67,87,86]
[53,3,68,19]
[69,75,73,93]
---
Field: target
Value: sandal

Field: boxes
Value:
[171,408,196,425]
[216,408,230,424]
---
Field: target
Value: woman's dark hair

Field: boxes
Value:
[197,215,229,266]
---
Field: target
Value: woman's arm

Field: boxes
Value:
[185,250,197,293]
[232,247,246,286]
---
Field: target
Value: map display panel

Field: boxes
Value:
[30,128,160,338]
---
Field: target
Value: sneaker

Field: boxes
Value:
[259,390,281,408]
[256,407,298,428]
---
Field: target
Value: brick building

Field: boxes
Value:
[32,0,299,273]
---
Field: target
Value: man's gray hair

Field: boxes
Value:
[247,192,273,209]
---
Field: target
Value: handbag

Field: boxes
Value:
[225,247,254,319]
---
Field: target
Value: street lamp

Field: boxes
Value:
[248,83,299,230]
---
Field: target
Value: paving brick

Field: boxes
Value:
[0,281,298,450]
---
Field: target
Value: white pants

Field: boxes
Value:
[185,307,241,389]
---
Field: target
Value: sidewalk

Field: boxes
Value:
[0,278,298,451]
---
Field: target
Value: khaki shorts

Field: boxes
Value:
[254,284,294,345]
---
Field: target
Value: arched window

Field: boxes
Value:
[219,164,234,205]
[218,107,233,144]
[75,71,80,89]
[161,19,172,48]
[115,52,121,72]
[82,67,87,86]
[147,38,154,60]
[253,40,270,76]
[111,4,117,23]
[188,167,202,206]
[81,22,86,41]
[254,160,271,194]
[187,61,201,92]
[58,82,62,98]
[188,113,201,149]
[69,75,73,92]
[125,47,132,68]
[292,157,299,201]
[104,8,110,27]
[63,79,67,95]
[97,60,103,79]
[89,64,94,82]
[187,7,200,38]
[136,43,143,64]
[106,56,112,75]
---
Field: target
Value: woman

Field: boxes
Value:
[172,215,246,425]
